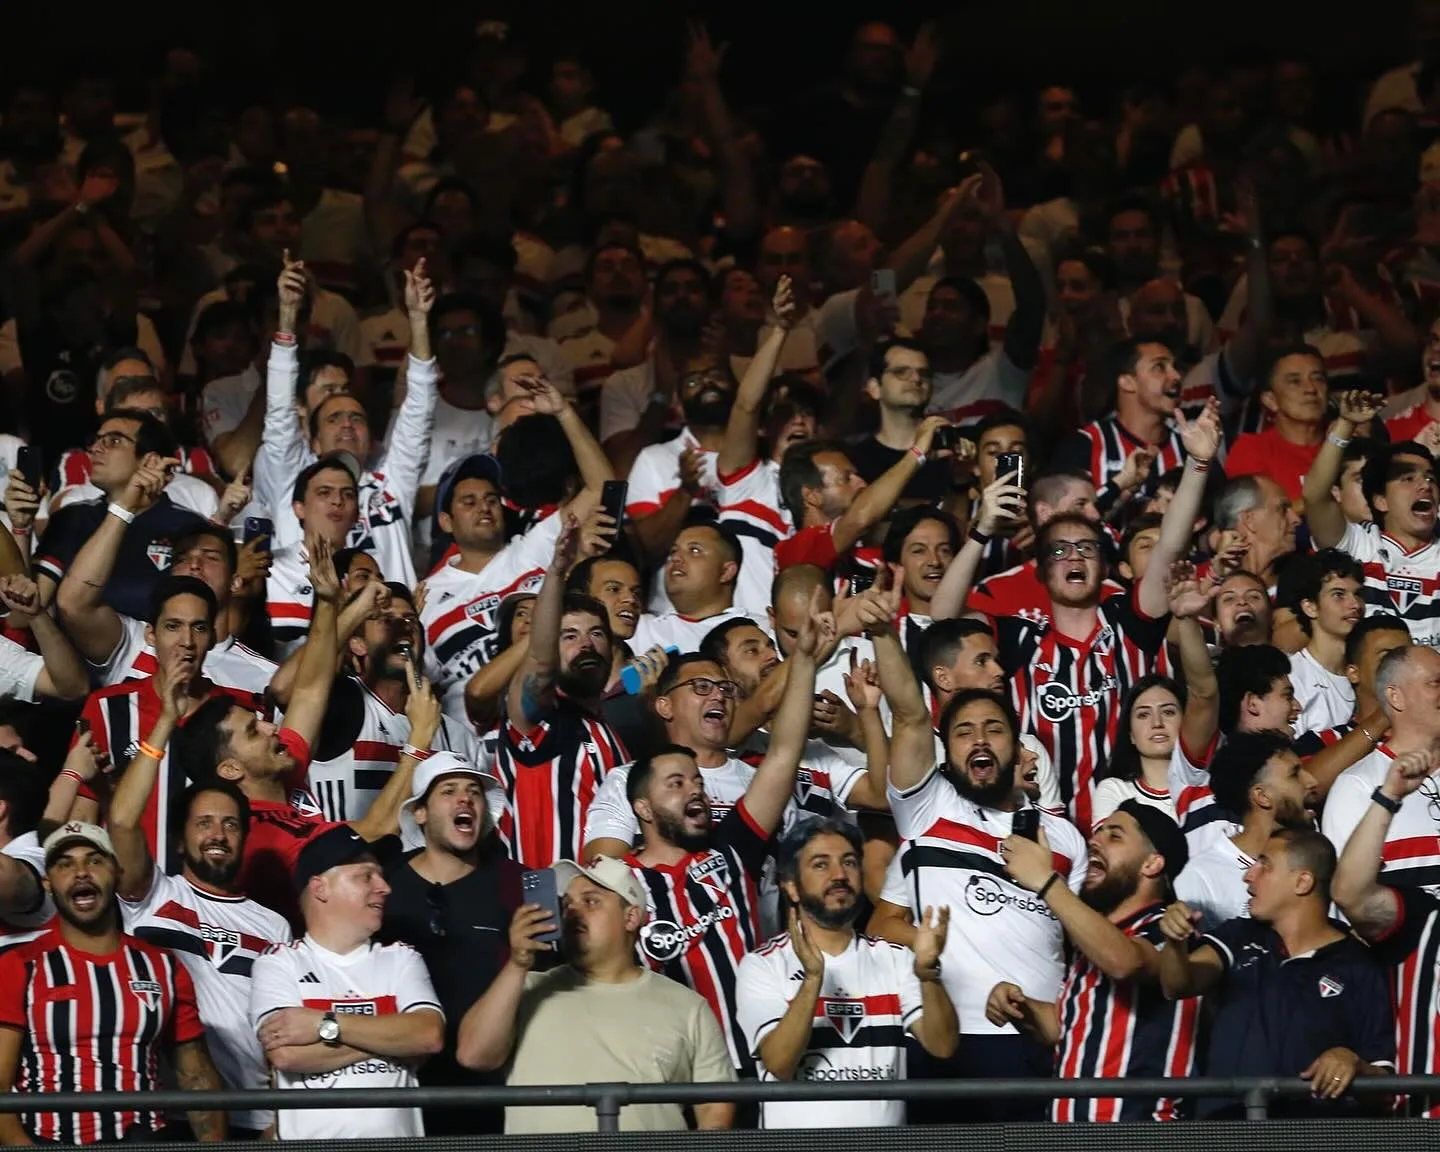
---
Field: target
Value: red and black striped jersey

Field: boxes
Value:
[1052,904,1200,1122]
[76,677,260,874]
[628,800,771,1072]
[0,926,204,1144]
[495,699,629,868]
[998,591,1170,830]
[1372,885,1440,1117]
[1052,417,1188,517]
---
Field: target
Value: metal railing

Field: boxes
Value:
[4,1075,1435,1132]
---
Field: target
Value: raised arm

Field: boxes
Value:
[1166,565,1220,754]
[1155,902,1225,1000]
[457,904,555,1071]
[514,373,614,523]
[718,277,795,478]
[931,471,1024,620]
[351,665,437,843]
[742,587,828,835]
[685,22,759,242]
[1333,750,1432,939]
[505,516,578,728]
[832,416,946,556]
[251,258,310,518]
[839,653,890,810]
[0,577,88,699]
[55,454,170,663]
[107,656,190,900]
[864,577,933,791]
[1303,390,1383,550]
[1136,400,1220,620]
[377,260,438,519]
[273,536,342,748]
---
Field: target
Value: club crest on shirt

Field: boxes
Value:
[147,540,173,570]
[1318,975,1344,998]
[129,979,162,1010]
[333,1000,378,1016]
[1386,574,1424,612]
[823,998,865,1044]
[687,853,729,901]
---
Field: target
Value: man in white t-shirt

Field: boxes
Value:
[250,826,444,1141]
[1176,731,1319,930]
[1323,645,1440,892]
[632,523,762,648]
[0,751,51,941]
[1289,549,1365,732]
[736,817,955,1128]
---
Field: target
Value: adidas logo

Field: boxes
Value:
[300,971,321,984]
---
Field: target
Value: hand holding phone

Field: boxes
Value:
[600,480,628,531]
[520,870,563,946]
[243,517,274,546]
[870,268,897,305]
[14,447,41,489]
[1012,807,1040,841]
[996,451,1026,491]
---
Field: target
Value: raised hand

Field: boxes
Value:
[3,470,42,535]
[684,20,727,83]
[507,904,559,970]
[772,274,797,330]
[788,906,825,980]
[1158,900,1201,944]
[1336,389,1384,427]
[1175,397,1221,463]
[576,508,618,563]
[1166,560,1215,620]
[235,537,272,590]
[515,372,566,416]
[794,584,837,658]
[1114,445,1158,494]
[966,161,1006,225]
[842,650,882,713]
[904,20,941,88]
[306,534,341,604]
[550,513,581,574]
[120,455,177,515]
[912,905,950,978]
[155,648,195,721]
[403,658,440,745]
[999,826,1055,892]
[404,257,435,316]
[216,472,252,526]
[1210,529,1249,580]
[975,472,1026,536]
[277,252,307,312]
[63,729,107,783]
[1382,747,1437,803]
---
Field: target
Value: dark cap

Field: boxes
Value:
[1115,800,1188,882]
[294,825,375,891]
[436,453,504,517]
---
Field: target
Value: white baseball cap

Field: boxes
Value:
[398,751,506,851]
[43,821,116,866]
[552,857,647,909]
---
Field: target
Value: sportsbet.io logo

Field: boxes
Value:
[1036,677,1117,723]
[964,875,1056,920]
[639,909,736,962]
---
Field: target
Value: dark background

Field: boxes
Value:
[3,0,1419,127]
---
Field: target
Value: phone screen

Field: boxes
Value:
[996,452,1026,490]
[870,268,897,304]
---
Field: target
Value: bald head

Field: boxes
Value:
[1376,646,1440,735]
[769,564,833,657]
[759,226,811,295]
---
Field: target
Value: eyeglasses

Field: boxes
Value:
[664,677,739,699]
[90,431,136,451]
[426,883,447,939]
[1420,777,1440,825]
[1046,540,1102,561]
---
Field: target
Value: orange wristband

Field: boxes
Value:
[138,741,165,760]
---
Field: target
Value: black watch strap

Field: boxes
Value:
[1371,787,1403,815]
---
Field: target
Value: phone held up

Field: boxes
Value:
[521,870,564,945]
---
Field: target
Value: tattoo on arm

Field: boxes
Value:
[175,1040,226,1142]
[517,672,552,725]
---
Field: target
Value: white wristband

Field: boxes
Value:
[106,502,136,525]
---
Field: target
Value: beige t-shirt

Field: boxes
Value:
[505,966,736,1134]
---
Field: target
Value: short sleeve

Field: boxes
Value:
[717,800,772,878]
[119,868,179,921]
[249,949,301,1031]
[599,369,647,445]
[0,950,26,1029]
[0,635,43,703]
[775,525,837,573]
[1319,768,1375,860]
[393,946,444,1017]
[625,448,673,518]
[91,615,147,687]
[879,850,911,910]
[582,766,638,849]
[886,767,949,840]
[687,995,741,1085]
[734,950,792,1057]
[1198,916,1252,971]
[170,961,205,1044]
[200,376,255,446]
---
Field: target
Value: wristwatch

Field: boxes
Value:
[318,1011,341,1046]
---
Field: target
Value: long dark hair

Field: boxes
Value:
[1100,674,1185,783]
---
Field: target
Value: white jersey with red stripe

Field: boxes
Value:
[884,770,1087,1034]
[121,870,291,1132]
[420,513,562,718]
[307,677,487,822]
[95,613,277,698]
[716,457,793,617]
[249,936,442,1141]
[583,755,760,848]
[1324,743,1440,893]
[264,544,316,659]
[926,348,1032,426]
[630,606,766,657]
[626,428,722,614]
[736,931,924,1128]
[1336,520,1440,646]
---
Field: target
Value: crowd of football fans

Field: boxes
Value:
[5,7,1440,1140]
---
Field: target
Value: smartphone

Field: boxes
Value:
[870,268,897,305]
[521,870,563,945]
[848,568,877,596]
[14,446,40,489]
[932,425,963,453]
[599,480,628,532]
[243,517,274,545]
[1012,807,1040,841]
[996,451,1026,490]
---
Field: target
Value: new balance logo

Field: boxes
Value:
[300,971,321,984]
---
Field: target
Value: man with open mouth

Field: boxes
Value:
[989,799,1198,1122]
[0,822,226,1145]
[1306,392,1440,645]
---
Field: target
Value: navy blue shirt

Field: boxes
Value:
[1197,917,1395,1118]
[34,494,208,622]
